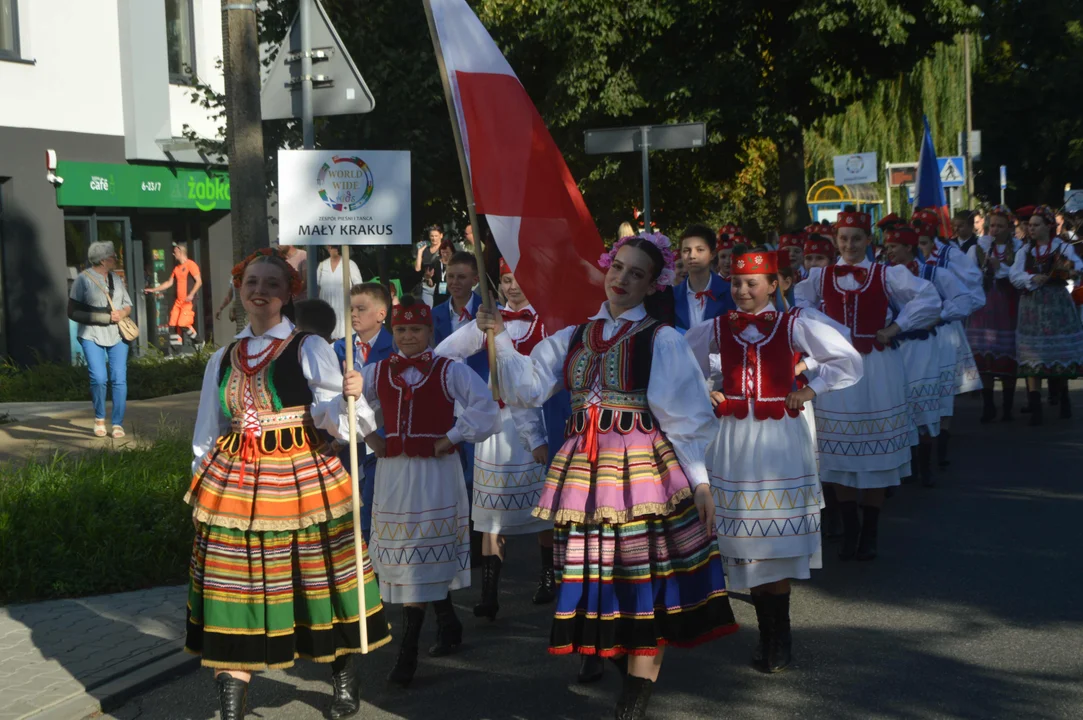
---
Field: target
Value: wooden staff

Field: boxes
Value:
[341,244,369,654]
[422,0,500,402]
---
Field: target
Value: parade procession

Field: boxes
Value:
[2,1,1083,720]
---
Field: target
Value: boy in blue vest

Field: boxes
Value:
[333,282,395,541]
[673,224,736,331]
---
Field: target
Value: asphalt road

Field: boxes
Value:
[98,388,1083,720]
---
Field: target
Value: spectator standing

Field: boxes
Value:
[144,242,202,355]
[281,245,309,299]
[316,245,363,339]
[68,241,133,438]
[415,225,444,273]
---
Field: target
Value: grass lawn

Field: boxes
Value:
[0,429,193,604]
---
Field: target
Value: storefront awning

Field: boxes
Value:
[54,161,230,212]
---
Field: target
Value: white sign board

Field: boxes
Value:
[278,149,411,246]
[1065,189,1083,214]
[832,152,878,185]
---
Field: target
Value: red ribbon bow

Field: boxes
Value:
[728,311,777,335]
[457,306,473,322]
[695,289,716,305]
[356,339,371,364]
[500,308,534,322]
[835,265,869,283]
[390,351,433,377]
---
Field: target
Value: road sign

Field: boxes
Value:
[261,0,375,121]
[833,152,878,185]
[886,163,917,188]
[1000,166,1008,190]
[938,157,966,188]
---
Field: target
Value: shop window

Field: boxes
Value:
[165,0,196,84]
[0,0,20,60]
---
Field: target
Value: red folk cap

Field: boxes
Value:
[803,236,836,258]
[717,235,736,251]
[910,208,941,236]
[1014,205,1036,221]
[778,233,803,250]
[732,249,778,275]
[884,225,919,246]
[775,249,792,270]
[498,257,512,277]
[836,210,871,233]
[392,302,433,327]
[877,213,902,230]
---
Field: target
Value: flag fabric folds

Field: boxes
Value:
[914,116,953,238]
[430,0,607,332]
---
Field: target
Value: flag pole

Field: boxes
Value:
[422,0,500,402]
[341,243,369,654]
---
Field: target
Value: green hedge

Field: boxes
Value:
[0,431,193,604]
[0,349,210,403]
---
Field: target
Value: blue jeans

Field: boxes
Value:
[79,338,128,426]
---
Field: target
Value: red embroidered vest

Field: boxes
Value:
[820,264,891,354]
[713,311,801,421]
[511,313,547,356]
[375,355,456,458]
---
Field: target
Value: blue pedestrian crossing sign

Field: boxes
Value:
[937,157,966,187]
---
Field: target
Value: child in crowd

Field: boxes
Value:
[673,224,736,331]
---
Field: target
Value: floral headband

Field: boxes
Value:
[1031,205,1058,229]
[231,247,304,297]
[598,232,677,291]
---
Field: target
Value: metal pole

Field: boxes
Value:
[885,165,892,217]
[964,31,975,209]
[301,0,319,297]
[640,126,651,229]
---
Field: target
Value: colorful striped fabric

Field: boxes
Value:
[185,515,391,669]
[549,501,738,657]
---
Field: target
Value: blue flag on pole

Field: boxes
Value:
[914,116,952,237]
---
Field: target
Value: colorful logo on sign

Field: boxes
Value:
[187,174,231,212]
[317,155,374,211]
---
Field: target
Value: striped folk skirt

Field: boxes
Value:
[184,426,391,669]
[1016,284,1083,378]
[966,277,1019,376]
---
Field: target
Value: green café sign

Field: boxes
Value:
[55,161,231,212]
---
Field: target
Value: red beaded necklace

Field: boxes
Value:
[237,337,283,376]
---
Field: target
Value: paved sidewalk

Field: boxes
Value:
[0,392,200,464]
[0,586,191,720]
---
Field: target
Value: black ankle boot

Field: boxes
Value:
[980,387,996,423]
[329,655,360,719]
[473,555,502,620]
[1029,391,1043,426]
[856,506,880,561]
[751,593,769,667]
[578,654,605,684]
[936,429,951,468]
[532,545,557,604]
[919,441,935,488]
[1049,380,1060,406]
[756,593,792,673]
[838,501,860,561]
[215,674,248,720]
[822,485,843,539]
[1002,379,1016,421]
[388,606,425,687]
[615,674,655,720]
[429,593,463,657]
[1058,380,1072,419]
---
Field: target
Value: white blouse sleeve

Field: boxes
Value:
[434,319,485,360]
[350,260,363,285]
[794,268,824,309]
[191,348,230,476]
[1009,245,1036,291]
[791,313,863,398]
[1060,239,1083,273]
[511,405,548,452]
[647,327,716,489]
[945,249,986,316]
[492,326,575,408]
[884,265,942,332]
[301,335,377,441]
[683,320,716,380]
[445,361,502,446]
[935,266,979,323]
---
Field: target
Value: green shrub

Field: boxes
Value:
[0,430,194,604]
[0,348,211,402]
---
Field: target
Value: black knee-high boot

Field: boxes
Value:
[838,501,860,561]
[1029,390,1043,426]
[1001,377,1016,421]
[329,655,361,720]
[857,506,880,561]
[615,675,655,720]
[429,593,463,657]
[388,606,425,687]
[822,484,843,540]
[918,440,934,488]
[473,555,502,620]
[980,385,996,423]
[1058,378,1072,419]
[215,674,248,720]
[532,544,556,604]
[936,429,951,468]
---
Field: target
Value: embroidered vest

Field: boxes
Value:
[713,311,801,421]
[376,356,456,458]
[511,313,547,356]
[820,264,891,354]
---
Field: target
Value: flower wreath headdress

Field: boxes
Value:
[231,247,305,298]
[598,232,678,291]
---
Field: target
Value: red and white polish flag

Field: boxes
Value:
[430,0,607,332]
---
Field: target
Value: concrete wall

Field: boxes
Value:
[0,127,127,365]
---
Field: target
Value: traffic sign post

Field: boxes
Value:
[585,123,706,228]
[938,157,966,188]
[1000,165,1007,205]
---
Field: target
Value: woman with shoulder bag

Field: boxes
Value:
[67,241,135,438]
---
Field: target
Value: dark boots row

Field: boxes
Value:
[389,594,463,687]
[980,379,1016,423]
[215,653,362,720]
[1025,378,1073,425]
[837,502,879,562]
[751,592,792,674]
[473,545,556,621]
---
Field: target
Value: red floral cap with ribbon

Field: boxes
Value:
[1014,205,1036,221]
[717,235,736,251]
[778,233,803,250]
[732,249,778,275]
[910,208,942,236]
[803,235,836,258]
[775,249,792,270]
[877,212,902,230]
[498,257,513,277]
[718,223,742,238]
[884,225,919,247]
[836,210,871,233]
[392,302,433,327]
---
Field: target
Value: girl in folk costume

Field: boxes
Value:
[476,235,738,720]
[1008,205,1083,424]
[185,249,391,720]
[884,225,966,487]
[344,297,501,686]
[795,209,942,561]
[967,206,1024,422]
[802,234,836,272]
[911,208,986,468]
[779,232,807,280]
[434,259,557,619]
[686,247,861,673]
